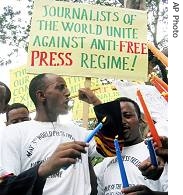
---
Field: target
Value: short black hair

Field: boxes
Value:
[115,97,141,119]
[6,103,29,121]
[0,81,11,104]
[29,73,47,106]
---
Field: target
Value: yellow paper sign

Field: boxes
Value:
[9,65,120,119]
[27,1,148,81]
[9,66,36,112]
[71,84,120,120]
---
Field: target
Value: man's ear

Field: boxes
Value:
[36,90,46,103]
[139,118,146,124]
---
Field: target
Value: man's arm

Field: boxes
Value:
[78,88,102,106]
[0,165,46,195]
[0,141,89,195]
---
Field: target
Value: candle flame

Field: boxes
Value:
[101,116,107,123]
[115,135,119,139]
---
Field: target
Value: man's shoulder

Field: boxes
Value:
[62,120,88,132]
[94,156,115,175]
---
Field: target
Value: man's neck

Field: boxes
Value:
[34,112,57,122]
[124,137,143,147]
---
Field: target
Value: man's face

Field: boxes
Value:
[43,74,71,115]
[120,101,141,144]
[7,107,30,125]
[0,85,6,113]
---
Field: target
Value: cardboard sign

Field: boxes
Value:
[27,1,148,81]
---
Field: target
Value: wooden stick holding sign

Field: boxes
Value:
[82,77,91,128]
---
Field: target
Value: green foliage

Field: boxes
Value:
[0,6,20,65]
[0,2,32,66]
[90,156,104,166]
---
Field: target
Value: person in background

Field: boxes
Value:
[6,103,30,126]
[0,82,11,114]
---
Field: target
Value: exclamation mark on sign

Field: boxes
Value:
[131,55,137,71]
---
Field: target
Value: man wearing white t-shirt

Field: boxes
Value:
[92,97,168,195]
[1,80,98,195]
[0,73,99,195]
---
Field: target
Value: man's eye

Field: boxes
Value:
[56,85,67,91]
[123,114,132,118]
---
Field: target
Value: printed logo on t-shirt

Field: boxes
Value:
[26,129,75,157]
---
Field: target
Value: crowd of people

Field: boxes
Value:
[0,72,168,195]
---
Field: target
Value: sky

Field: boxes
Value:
[0,0,29,85]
